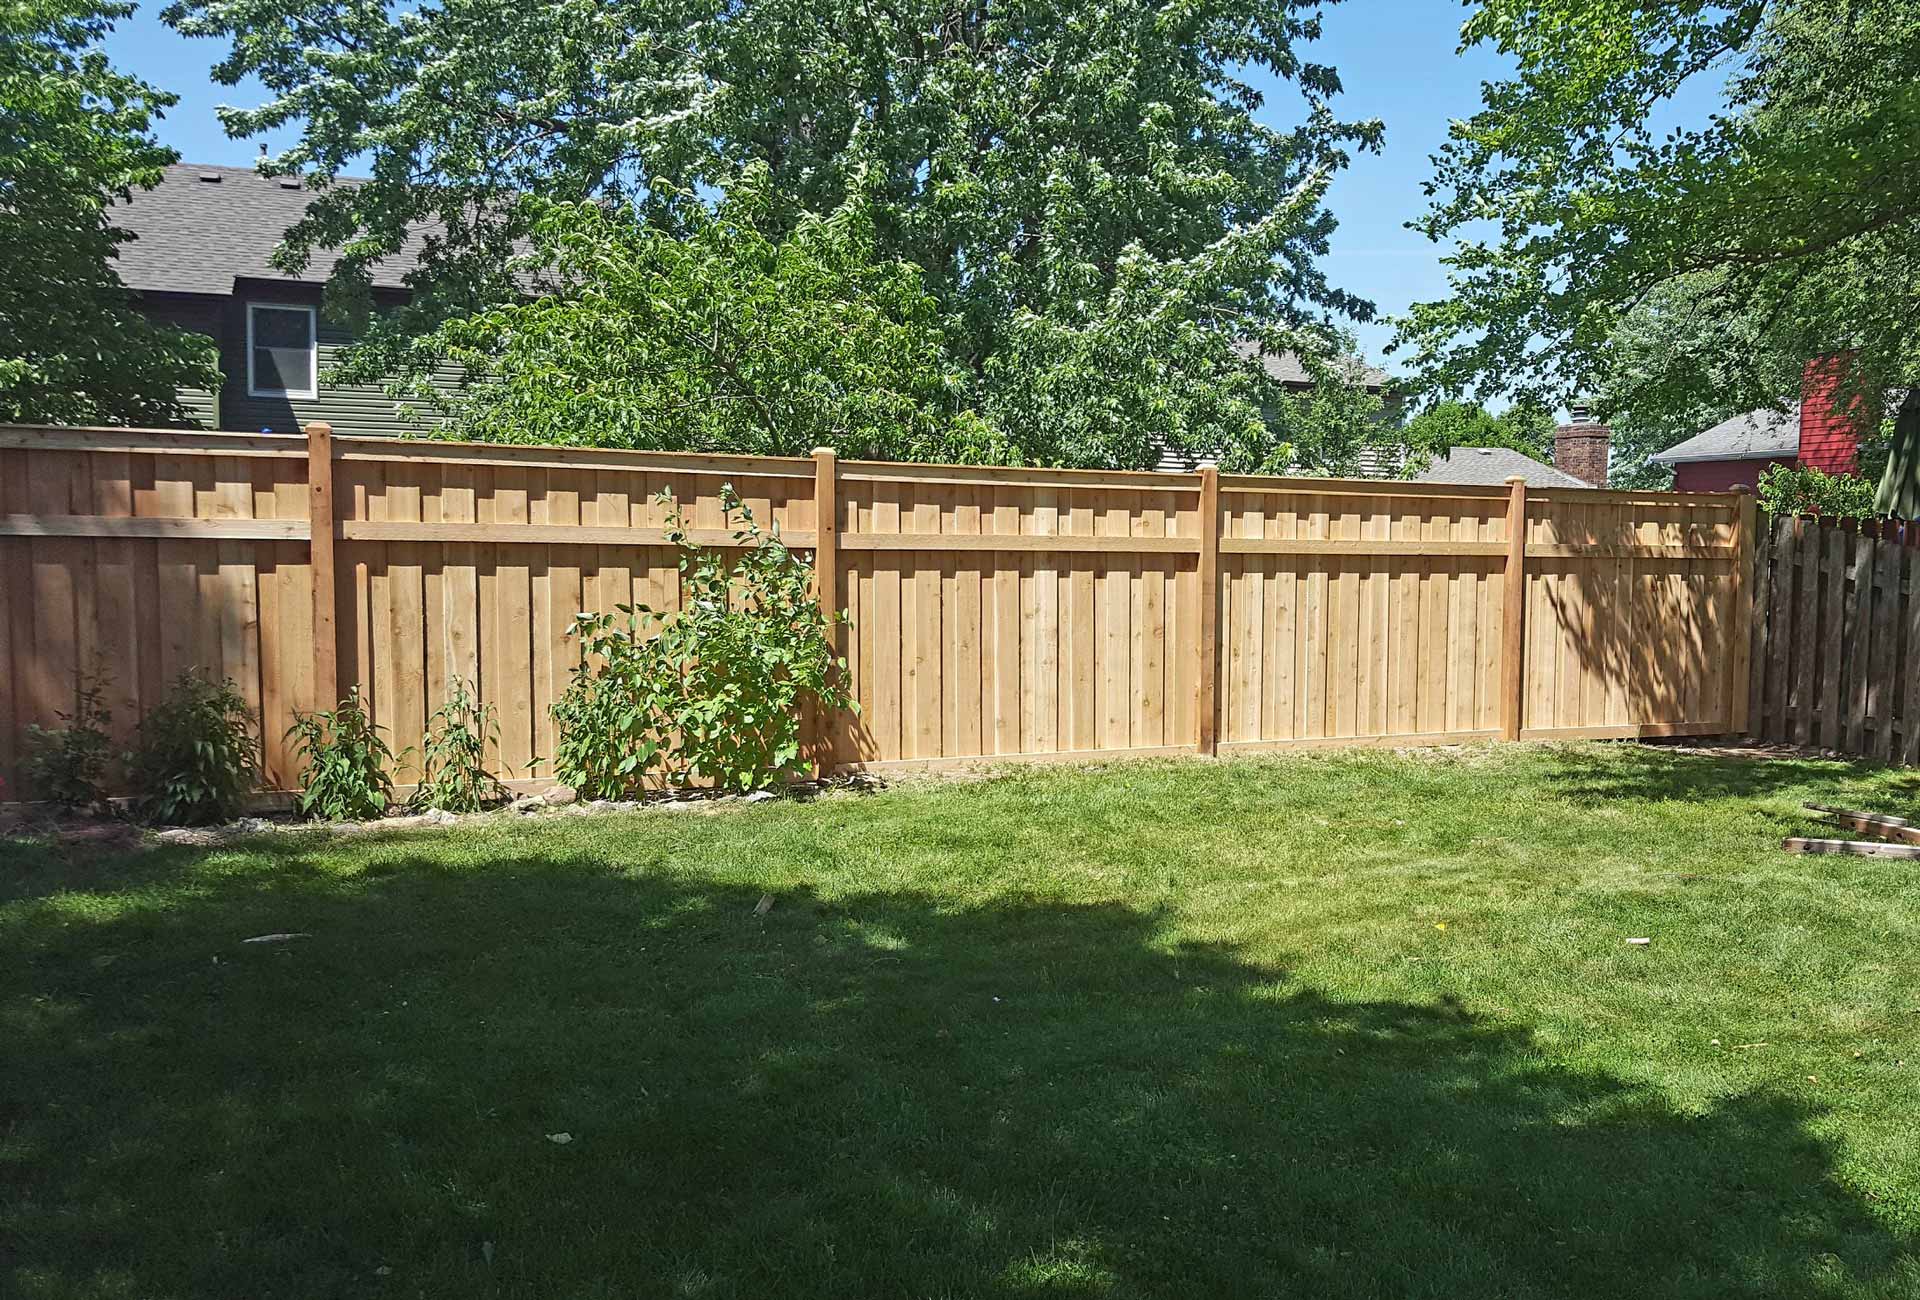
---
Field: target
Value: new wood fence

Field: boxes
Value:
[0,423,1755,796]
[1750,514,1920,764]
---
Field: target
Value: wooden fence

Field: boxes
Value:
[0,423,1755,796]
[1750,514,1920,764]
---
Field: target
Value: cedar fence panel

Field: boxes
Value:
[1749,514,1920,765]
[0,423,1754,797]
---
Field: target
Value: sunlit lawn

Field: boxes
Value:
[3,742,1918,1298]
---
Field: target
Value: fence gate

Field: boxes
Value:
[1749,515,1920,764]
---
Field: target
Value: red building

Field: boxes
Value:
[1649,356,1865,491]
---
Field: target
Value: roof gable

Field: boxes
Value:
[1231,339,1390,391]
[1405,445,1589,489]
[1648,407,1800,465]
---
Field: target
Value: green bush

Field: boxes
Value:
[22,664,114,810]
[1755,463,1881,520]
[128,671,260,826]
[286,686,399,821]
[550,485,855,797]
[413,677,509,812]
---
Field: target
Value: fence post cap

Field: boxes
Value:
[811,446,836,458]
[1504,474,1528,485]
[304,421,333,435]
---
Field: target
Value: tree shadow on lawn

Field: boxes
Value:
[3,842,1912,1299]
[1537,741,1920,813]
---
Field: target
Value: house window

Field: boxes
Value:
[246,303,317,399]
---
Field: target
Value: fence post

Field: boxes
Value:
[306,421,338,712]
[1728,487,1756,735]
[1500,474,1529,741]
[1196,465,1220,756]
[811,446,839,777]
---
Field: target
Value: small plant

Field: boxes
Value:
[127,670,260,826]
[22,663,115,810]
[413,677,508,812]
[549,484,855,797]
[286,686,400,821]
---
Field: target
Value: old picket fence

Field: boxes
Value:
[0,423,1755,796]
[1749,514,1920,763]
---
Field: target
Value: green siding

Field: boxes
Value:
[134,291,460,437]
[136,296,222,428]
[220,309,460,438]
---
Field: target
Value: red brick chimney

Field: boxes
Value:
[1797,353,1866,474]
[1554,402,1610,487]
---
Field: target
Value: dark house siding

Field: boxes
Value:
[133,284,462,437]
[136,294,222,428]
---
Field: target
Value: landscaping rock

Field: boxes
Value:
[743,790,778,803]
[154,826,222,846]
[542,785,579,806]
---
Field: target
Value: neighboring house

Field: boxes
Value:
[1401,410,1609,488]
[1152,344,1398,473]
[1155,351,1608,489]
[1649,356,1863,491]
[1405,445,1590,489]
[113,162,448,436]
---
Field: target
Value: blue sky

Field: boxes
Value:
[101,1,1718,376]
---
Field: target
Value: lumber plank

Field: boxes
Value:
[0,513,308,540]
[1803,803,1920,845]
[1781,836,1920,859]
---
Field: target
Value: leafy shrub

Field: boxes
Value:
[127,670,260,825]
[413,677,508,812]
[550,485,855,797]
[1756,463,1881,520]
[286,686,399,821]
[22,664,115,810]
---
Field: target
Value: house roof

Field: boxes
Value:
[111,163,425,296]
[1405,445,1590,489]
[1648,407,1800,465]
[1232,340,1391,391]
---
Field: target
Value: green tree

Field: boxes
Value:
[347,178,1006,462]
[1399,400,1555,464]
[166,0,1388,468]
[1,0,221,425]
[1395,1,1920,436]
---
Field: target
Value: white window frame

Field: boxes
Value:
[245,302,318,400]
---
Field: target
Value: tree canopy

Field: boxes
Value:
[1395,0,1920,439]
[347,178,1001,461]
[164,0,1394,469]
[1,0,221,426]
[1399,400,1555,464]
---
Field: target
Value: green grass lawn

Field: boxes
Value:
[4,743,1918,1299]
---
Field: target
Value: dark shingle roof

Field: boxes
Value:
[1406,446,1589,489]
[1648,407,1799,464]
[1231,340,1390,391]
[112,163,424,296]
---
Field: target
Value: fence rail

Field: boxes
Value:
[1749,514,1920,764]
[0,422,1754,795]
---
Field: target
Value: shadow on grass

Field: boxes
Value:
[1537,740,1920,811]
[3,841,1912,1298]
